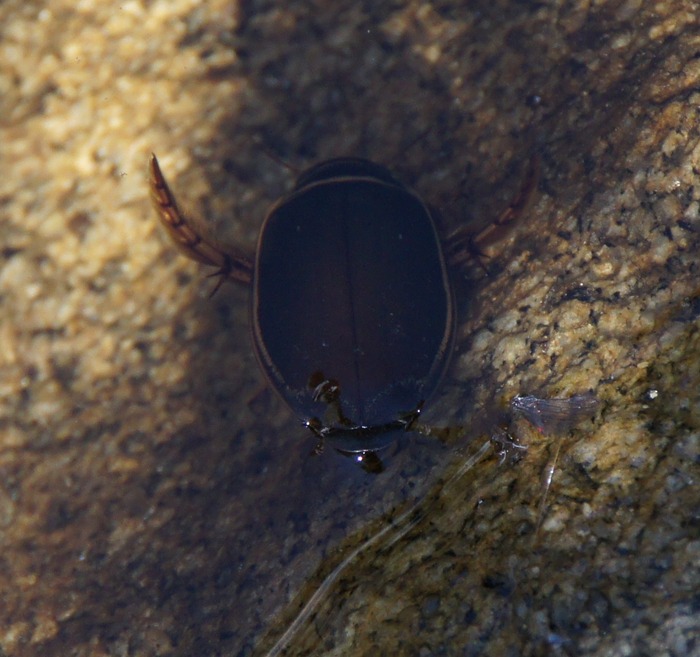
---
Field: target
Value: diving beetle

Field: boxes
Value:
[149,154,536,471]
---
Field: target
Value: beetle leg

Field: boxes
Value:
[308,372,355,428]
[148,153,254,291]
[445,154,541,269]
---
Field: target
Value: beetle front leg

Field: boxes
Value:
[148,153,254,293]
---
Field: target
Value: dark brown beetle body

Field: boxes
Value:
[149,154,536,468]
[252,159,454,452]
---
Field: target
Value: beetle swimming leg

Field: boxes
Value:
[148,153,254,294]
[445,154,541,269]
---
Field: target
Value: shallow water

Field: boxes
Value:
[0,1,698,656]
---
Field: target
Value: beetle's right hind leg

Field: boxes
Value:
[445,154,541,270]
[148,153,254,293]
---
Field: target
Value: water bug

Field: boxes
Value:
[149,154,537,471]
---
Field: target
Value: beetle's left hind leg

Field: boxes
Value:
[445,154,541,270]
[149,153,254,294]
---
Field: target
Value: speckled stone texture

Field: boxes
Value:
[0,1,698,656]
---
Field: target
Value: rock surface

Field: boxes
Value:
[0,1,698,656]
